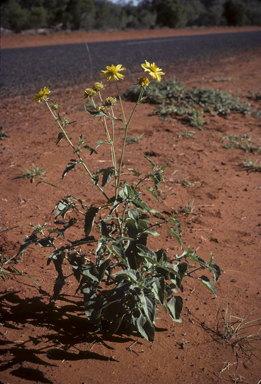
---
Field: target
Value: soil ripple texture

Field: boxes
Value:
[1,30,261,98]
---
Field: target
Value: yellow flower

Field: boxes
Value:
[101,64,126,82]
[32,87,50,103]
[137,76,150,87]
[141,60,165,82]
[105,97,117,106]
[98,105,107,113]
[93,82,105,92]
[84,88,97,99]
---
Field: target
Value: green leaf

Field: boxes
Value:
[69,236,95,247]
[84,206,99,237]
[150,209,164,219]
[152,277,166,305]
[115,269,140,283]
[112,241,125,262]
[198,276,217,296]
[156,249,168,263]
[96,167,115,189]
[136,313,155,342]
[83,287,104,329]
[98,219,109,238]
[47,250,65,276]
[84,105,122,121]
[169,215,182,234]
[149,172,161,191]
[127,168,142,177]
[96,140,108,148]
[167,296,183,322]
[128,208,140,223]
[137,245,157,262]
[208,262,222,282]
[175,262,188,290]
[39,238,55,249]
[82,144,98,155]
[52,198,73,220]
[47,228,65,238]
[187,251,207,266]
[137,246,172,273]
[108,313,125,335]
[143,228,159,237]
[209,252,214,264]
[65,194,85,208]
[144,155,155,169]
[92,173,99,185]
[62,160,79,179]
[56,132,65,145]
[125,218,137,240]
[102,301,124,323]
[98,258,111,282]
[96,236,110,257]
[207,253,223,282]
[82,261,100,282]
[146,187,161,203]
[61,218,78,232]
[138,292,156,323]
[78,134,84,146]
[17,233,39,255]
[167,227,183,250]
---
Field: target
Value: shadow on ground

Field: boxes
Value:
[0,288,137,383]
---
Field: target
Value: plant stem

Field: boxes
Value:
[46,101,109,201]
[110,106,117,181]
[97,92,117,175]
[116,87,145,197]
[116,82,126,125]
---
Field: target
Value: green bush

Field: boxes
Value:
[1,0,30,31]
[223,0,247,26]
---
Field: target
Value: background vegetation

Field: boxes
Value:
[1,0,261,33]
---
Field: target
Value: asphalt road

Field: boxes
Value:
[1,31,260,98]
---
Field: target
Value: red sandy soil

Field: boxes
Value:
[0,29,261,384]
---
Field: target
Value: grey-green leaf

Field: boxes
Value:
[62,160,79,179]
[127,168,142,177]
[167,227,183,250]
[115,269,140,283]
[96,167,115,189]
[136,313,155,342]
[146,187,161,203]
[198,276,217,296]
[167,296,183,322]
[84,206,99,237]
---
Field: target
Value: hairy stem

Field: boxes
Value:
[46,101,109,201]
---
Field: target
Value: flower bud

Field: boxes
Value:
[104,97,117,106]
[98,106,107,113]
[93,82,105,92]
[51,103,59,110]
[137,76,150,87]
[84,88,97,99]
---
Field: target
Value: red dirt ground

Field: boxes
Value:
[1,28,261,384]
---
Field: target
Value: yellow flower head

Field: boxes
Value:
[93,82,106,92]
[141,60,165,82]
[32,87,50,103]
[105,97,117,106]
[84,88,97,99]
[137,76,150,87]
[101,64,126,82]
[98,105,107,113]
